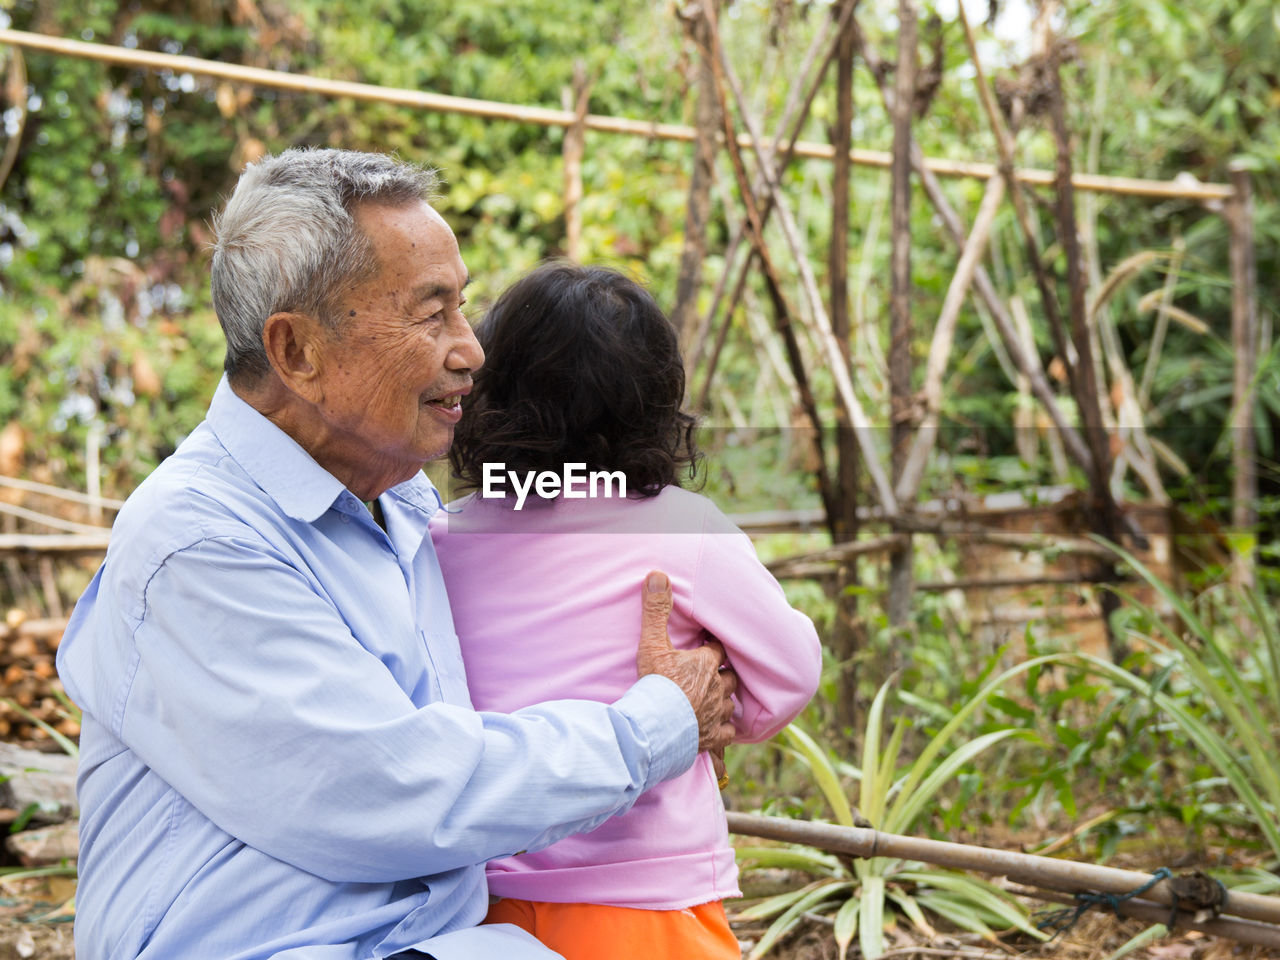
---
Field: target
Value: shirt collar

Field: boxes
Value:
[205,376,441,523]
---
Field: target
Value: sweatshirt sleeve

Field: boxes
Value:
[689,502,823,743]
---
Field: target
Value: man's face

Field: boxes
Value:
[310,200,482,498]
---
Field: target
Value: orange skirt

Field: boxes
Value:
[484,897,740,960]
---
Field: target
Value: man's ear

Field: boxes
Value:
[262,312,327,404]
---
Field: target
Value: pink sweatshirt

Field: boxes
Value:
[429,485,822,910]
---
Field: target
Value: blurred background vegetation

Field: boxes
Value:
[1,0,1279,954]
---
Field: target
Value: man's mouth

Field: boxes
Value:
[423,391,465,412]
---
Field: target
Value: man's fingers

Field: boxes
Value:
[718,663,739,700]
[637,570,674,657]
[701,638,728,666]
[636,571,675,679]
[711,746,726,781]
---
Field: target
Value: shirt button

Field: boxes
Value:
[340,514,351,524]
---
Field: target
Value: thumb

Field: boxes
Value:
[637,570,674,673]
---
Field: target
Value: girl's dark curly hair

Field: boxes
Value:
[449,262,701,497]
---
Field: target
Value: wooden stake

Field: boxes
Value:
[560,62,590,263]
[828,0,864,738]
[671,7,718,338]
[695,2,842,532]
[886,0,917,631]
[1227,161,1258,593]
[0,46,26,194]
[956,6,1078,408]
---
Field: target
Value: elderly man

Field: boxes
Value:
[56,149,736,960]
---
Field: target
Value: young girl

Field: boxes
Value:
[429,262,822,960]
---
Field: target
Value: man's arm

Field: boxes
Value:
[117,536,700,884]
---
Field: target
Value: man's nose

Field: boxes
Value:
[447,319,484,372]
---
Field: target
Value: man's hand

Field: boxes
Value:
[636,571,737,755]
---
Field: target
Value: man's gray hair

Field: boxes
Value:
[211,148,440,381]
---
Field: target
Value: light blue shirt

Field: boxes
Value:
[56,378,698,960]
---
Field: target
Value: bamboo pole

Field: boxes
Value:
[0,474,125,510]
[2,615,69,639]
[727,812,1280,933]
[0,27,1233,201]
[0,533,110,554]
[0,501,112,537]
[764,534,908,574]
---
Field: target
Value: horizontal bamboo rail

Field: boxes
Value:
[1009,884,1280,948]
[3,616,67,641]
[0,500,110,537]
[727,812,1280,945]
[0,474,124,510]
[0,28,1235,201]
[0,533,110,555]
[764,533,907,574]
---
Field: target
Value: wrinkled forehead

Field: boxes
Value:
[351,199,468,303]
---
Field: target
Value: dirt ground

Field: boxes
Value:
[0,883,1265,960]
[729,909,1273,960]
[0,848,1269,960]
[0,878,74,960]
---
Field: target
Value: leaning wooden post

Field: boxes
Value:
[1227,160,1259,593]
[687,0,858,388]
[1044,36,1127,658]
[886,0,917,634]
[895,173,1005,501]
[704,2,899,520]
[695,6,840,533]
[828,0,863,738]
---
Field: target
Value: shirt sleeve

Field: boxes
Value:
[119,535,697,884]
[690,506,823,744]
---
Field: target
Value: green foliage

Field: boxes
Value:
[1086,539,1280,860]
[741,671,1053,959]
